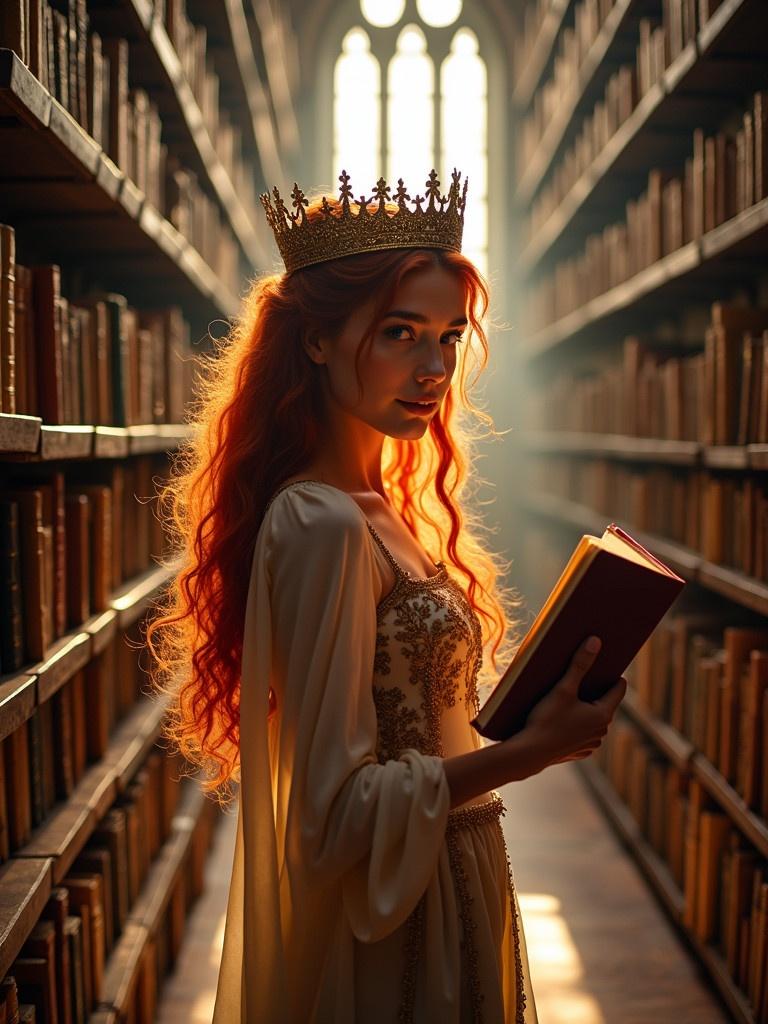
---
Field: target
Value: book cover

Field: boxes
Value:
[472,524,685,740]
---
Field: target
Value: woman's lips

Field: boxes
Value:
[397,399,438,415]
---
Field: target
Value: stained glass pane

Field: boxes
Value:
[441,29,487,276]
[333,28,381,190]
[416,0,462,28]
[387,25,434,191]
[360,0,405,28]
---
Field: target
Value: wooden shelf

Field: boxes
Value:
[0,414,40,453]
[87,0,265,269]
[514,0,642,207]
[0,49,239,319]
[621,689,694,772]
[0,420,190,461]
[0,858,53,982]
[521,431,701,464]
[512,0,572,111]
[521,488,768,619]
[111,563,173,630]
[578,759,755,1023]
[522,432,768,471]
[97,781,208,1017]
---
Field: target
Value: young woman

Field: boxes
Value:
[147,170,626,1023]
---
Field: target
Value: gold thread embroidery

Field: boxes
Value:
[495,817,528,1024]
[372,685,425,763]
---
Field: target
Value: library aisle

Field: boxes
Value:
[154,765,728,1024]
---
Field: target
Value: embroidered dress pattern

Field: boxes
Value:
[366,520,526,1024]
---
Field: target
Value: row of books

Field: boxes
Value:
[0,4,243,295]
[527,90,768,331]
[0,746,212,1023]
[527,454,768,582]
[0,0,258,228]
[0,226,193,424]
[595,723,768,1020]
[511,0,560,93]
[0,457,167,669]
[517,0,732,188]
[515,0,620,180]
[632,618,768,811]
[523,1,698,247]
[524,303,768,445]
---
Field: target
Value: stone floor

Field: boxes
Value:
[155,762,730,1023]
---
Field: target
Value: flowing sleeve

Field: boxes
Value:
[266,483,450,942]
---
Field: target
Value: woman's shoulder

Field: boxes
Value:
[264,479,370,543]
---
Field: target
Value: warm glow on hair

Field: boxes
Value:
[145,196,522,801]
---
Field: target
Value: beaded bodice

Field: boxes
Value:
[366,521,485,764]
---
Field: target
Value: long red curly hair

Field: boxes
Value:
[145,198,522,800]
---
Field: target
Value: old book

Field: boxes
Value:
[740,651,768,807]
[28,0,45,86]
[0,224,16,414]
[78,486,112,611]
[755,91,768,203]
[93,809,129,935]
[710,303,768,444]
[720,628,768,784]
[692,128,705,240]
[695,810,730,942]
[52,684,74,798]
[26,709,45,829]
[52,8,69,110]
[69,851,113,952]
[42,889,72,1024]
[84,652,110,760]
[44,4,54,98]
[64,493,90,627]
[64,916,84,1024]
[101,38,128,171]
[473,525,685,739]
[0,0,28,63]
[744,111,755,211]
[74,0,87,129]
[738,334,764,445]
[31,266,65,424]
[69,669,87,783]
[13,955,58,1024]
[63,876,103,1004]
[0,500,26,673]
[13,264,31,415]
[4,720,31,849]
[86,31,103,146]
[0,739,8,862]
[5,488,48,660]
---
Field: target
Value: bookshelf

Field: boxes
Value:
[0,0,285,1018]
[512,0,768,1018]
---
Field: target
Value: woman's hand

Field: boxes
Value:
[519,635,627,769]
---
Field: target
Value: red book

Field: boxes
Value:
[472,524,685,740]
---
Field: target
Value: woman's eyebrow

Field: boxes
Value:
[382,309,468,327]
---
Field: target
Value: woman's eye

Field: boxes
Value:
[383,325,413,340]
[443,331,465,345]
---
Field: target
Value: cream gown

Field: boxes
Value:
[212,479,538,1023]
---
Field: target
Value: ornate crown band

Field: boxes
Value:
[260,168,468,274]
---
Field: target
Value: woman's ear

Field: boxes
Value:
[302,330,328,365]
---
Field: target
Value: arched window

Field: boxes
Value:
[332,0,488,276]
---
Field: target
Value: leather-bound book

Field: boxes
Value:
[69,669,87,783]
[14,941,58,1024]
[64,916,84,1024]
[4,721,31,850]
[472,524,685,740]
[93,809,129,936]
[695,810,730,943]
[62,877,102,1007]
[0,1,27,62]
[13,264,31,415]
[53,684,74,799]
[31,266,65,424]
[0,738,9,862]
[84,650,111,761]
[69,851,113,953]
[0,499,26,673]
[52,8,68,110]
[42,889,72,1024]
[0,224,16,415]
[64,493,90,627]
[26,709,45,829]
[719,628,768,785]
[5,488,48,661]
[101,38,128,172]
[86,32,103,147]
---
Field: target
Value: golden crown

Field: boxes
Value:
[260,168,468,274]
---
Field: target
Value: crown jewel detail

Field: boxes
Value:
[260,168,469,274]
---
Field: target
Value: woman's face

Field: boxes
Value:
[310,262,468,440]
